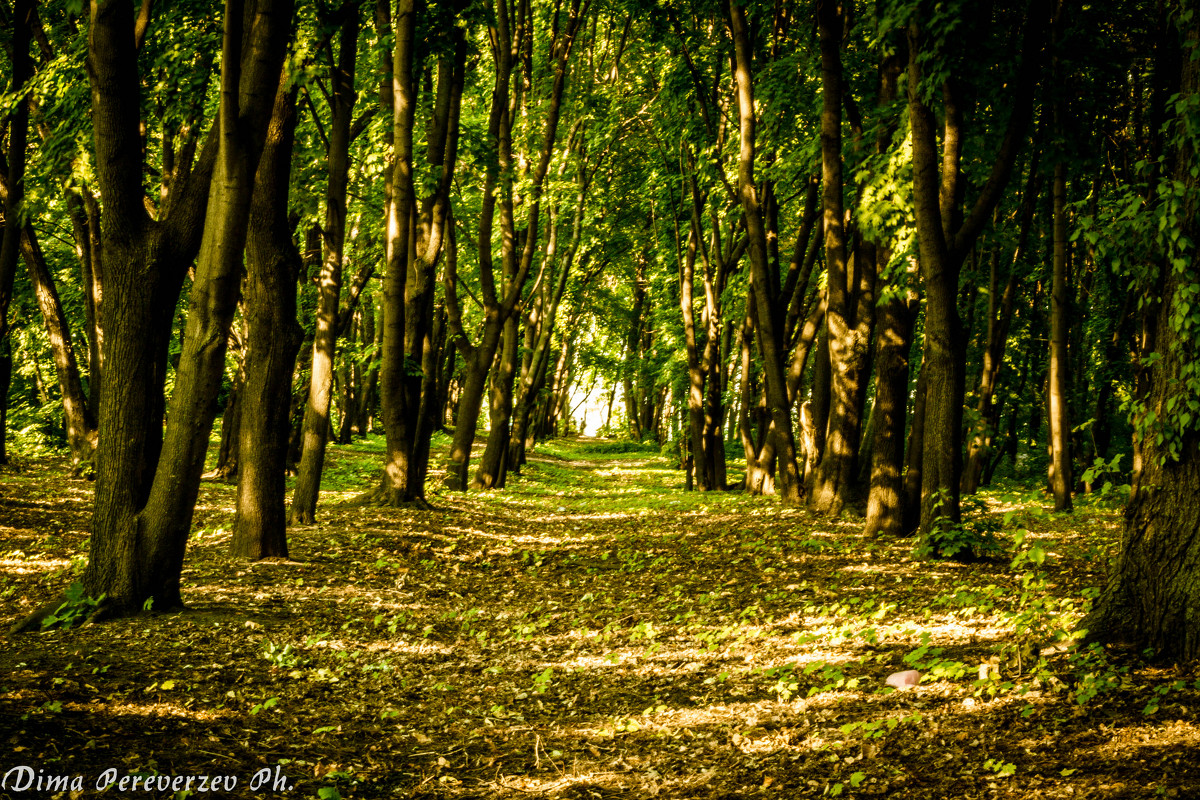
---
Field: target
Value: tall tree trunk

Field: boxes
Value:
[865,282,917,536]
[906,9,1042,544]
[901,350,927,534]
[1048,156,1073,511]
[1082,12,1200,659]
[730,0,802,504]
[0,0,34,466]
[75,0,291,618]
[379,0,464,503]
[231,75,304,560]
[475,316,519,489]
[679,220,711,490]
[443,0,584,491]
[15,219,97,469]
[624,255,647,439]
[290,6,361,524]
[214,346,243,480]
[509,204,587,472]
[810,0,876,516]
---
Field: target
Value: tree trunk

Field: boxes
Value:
[1048,158,1073,511]
[476,315,519,489]
[19,222,97,469]
[231,74,304,561]
[289,6,361,524]
[77,0,291,617]
[0,0,33,466]
[379,0,465,504]
[1082,16,1200,658]
[679,221,712,490]
[443,0,583,491]
[730,0,802,504]
[810,0,876,516]
[901,350,927,534]
[865,284,917,536]
[213,338,243,480]
[509,205,586,471]
[906,10,1041,544]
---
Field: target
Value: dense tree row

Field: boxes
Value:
[3,0,1200,658]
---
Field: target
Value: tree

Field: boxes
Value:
[1047,3,1073,511]
[729,0,803,505]
[906,2,1043,543]
[290,1,364,524]
[376,0,466,504]
[69,0,293,619]
[1082,8,1200,662]
[231,61,304,560]
[808,0,876,516]
[0,0,35,466]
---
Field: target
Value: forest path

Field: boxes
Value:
[2,437,1196,799]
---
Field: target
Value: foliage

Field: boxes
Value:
[40,581,105,630]
[915,494,1005,561]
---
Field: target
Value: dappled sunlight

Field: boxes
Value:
[0,556,72,574]
[3,437,1197,799]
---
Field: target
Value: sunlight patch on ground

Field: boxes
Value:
[0,556,71,574]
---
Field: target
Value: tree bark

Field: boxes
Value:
[730,0,802,504]
[906,9,1042,544]
[1048,157,1073,511]
[231,73,304,560]
[810,0,876,516]
[289,5,361,524]
[0,0,34,466]
[444,0,585,491]
[865,279,917,536]
[1082,15,1200,659]
[77,0,291,617]
[214,344,243,480]
[379,0,465,503]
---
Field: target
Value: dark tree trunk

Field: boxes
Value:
[624,255,648,439]
[380,0,465,503]
[901,351,927,534]
[231,75,304,561]
[0,0,34,466]
[213,343,243,480]
[865,283,917,537]
[906,10,1041,544]
[18,222,97,469]
[0,338,9,464]
[1083,17,1200,658]
[509,206,587,472]
[337,312,360,444]
[1048,158,1073,511]
[810,0,877,516]
[443,0,582,491]
[476,316,519,489]
[810,327,831,470]
[75,0,292,618]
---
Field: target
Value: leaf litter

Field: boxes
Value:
[2,436,1200,798]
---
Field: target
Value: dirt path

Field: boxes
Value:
[2,437,1199,798]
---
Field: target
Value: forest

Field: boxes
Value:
[2,0,1200,796]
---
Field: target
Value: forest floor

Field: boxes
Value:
[2,435,1200,799]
